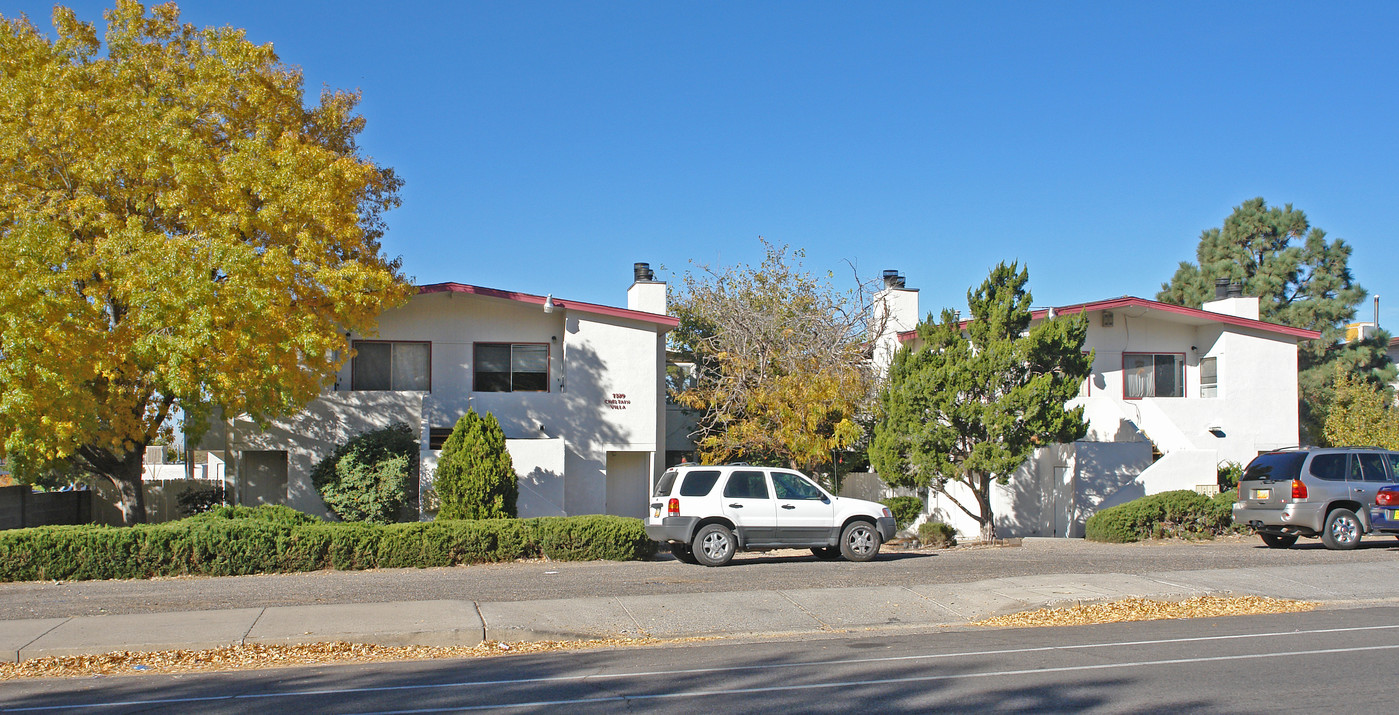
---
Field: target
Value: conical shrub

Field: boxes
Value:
[434,409,518,519]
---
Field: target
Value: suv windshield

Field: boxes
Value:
[1243,452,1306,482]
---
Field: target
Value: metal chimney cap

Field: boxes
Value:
[633,262,655,283]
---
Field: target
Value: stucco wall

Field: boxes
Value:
[334,290,666,518]
[227,391,424,519]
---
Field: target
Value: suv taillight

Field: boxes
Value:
[1378,490,1399,507]
[1291,479,1308,500]
[668,498,679,517]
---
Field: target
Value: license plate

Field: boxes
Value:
[1390,510,1399,521]
[1253,489,1270,500]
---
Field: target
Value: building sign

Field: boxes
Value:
[605,393,630,410]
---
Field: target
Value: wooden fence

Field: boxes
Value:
[0,485,93,529]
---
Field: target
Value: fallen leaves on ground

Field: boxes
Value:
[0,636,717,680]
[971,595,1315,629]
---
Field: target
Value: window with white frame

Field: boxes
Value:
[1200,356,1218,398]
[1123,353,1183,398]
[474,343,549,392]
[351,340,431,391]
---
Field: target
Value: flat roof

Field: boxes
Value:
[417,282,679,330]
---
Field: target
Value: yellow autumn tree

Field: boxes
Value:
[1323,367,1399,449]
[671,240,876,479]
[0,2,413,523]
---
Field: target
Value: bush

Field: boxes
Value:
[176,483,227,517]
[881,496,923,531]
[919,521,957,548]
[0,506,654,582]
[1084,489,1234,543]
[434,410,517,519]
[310,423,417,524]
[1217,461,1243,491]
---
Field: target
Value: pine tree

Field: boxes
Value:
[433,410,518,520]
[1157,197,1393,443]
[870,263,1091,542]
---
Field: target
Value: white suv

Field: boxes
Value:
[645,464,897,566]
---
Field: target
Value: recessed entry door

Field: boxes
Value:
[240,450,288,506]
[605,451,649,518]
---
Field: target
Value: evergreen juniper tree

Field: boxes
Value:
[870,263,1091,542]
[433,409,517,520]
[1157,198,1393,443]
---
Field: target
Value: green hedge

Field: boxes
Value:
[0,506,657,582]
[1084,489,1236,543]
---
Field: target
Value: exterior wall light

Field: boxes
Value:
[543,295,555,314]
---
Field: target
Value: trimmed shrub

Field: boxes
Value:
[881,496,923,531]
[919,521,957,548]
[186,504,319,526]
[310,423,417,524]
[176,483,226,517]
[434,410,517,519]
[0,507,655,582]
[1084,489,1234,543]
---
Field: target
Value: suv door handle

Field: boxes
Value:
[728,503,743,508]
[781,504,796,509]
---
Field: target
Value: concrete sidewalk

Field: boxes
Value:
[4,561,1397,663]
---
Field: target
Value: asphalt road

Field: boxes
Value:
[6,604,1398,713]
[2,534,1398,620]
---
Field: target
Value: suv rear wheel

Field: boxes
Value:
[693,523,737,566]
[1321,508,1362,550]
[1259,533,1297,549]
[839,521,881,562]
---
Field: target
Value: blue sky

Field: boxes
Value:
[9,1,1399,327]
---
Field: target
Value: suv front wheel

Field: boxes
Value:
[1321,508,1363,550]
[839,521,881,562]
[694,523,737,566]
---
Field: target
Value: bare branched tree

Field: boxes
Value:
[670,239,887,480]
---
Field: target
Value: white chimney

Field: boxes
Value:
[872,270,919,375]
[1202,296,1260,320]
[627,262,667,315]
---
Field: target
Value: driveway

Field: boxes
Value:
[1,534,1396,620]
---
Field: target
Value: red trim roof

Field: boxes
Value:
[417,282,679,329]
[897,296,1320,343]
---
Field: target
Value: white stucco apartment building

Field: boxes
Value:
[211,264,676,520]
[873,278,1320,539]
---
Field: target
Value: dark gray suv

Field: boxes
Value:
[1233,447,1399,549]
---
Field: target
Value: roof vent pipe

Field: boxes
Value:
[633,262,654,283]
[882,270,905,289]
[1227,281,1244,299]
[1214,278,1230,300]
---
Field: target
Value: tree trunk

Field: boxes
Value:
[102,451,147,526]
[975,473,996,543]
